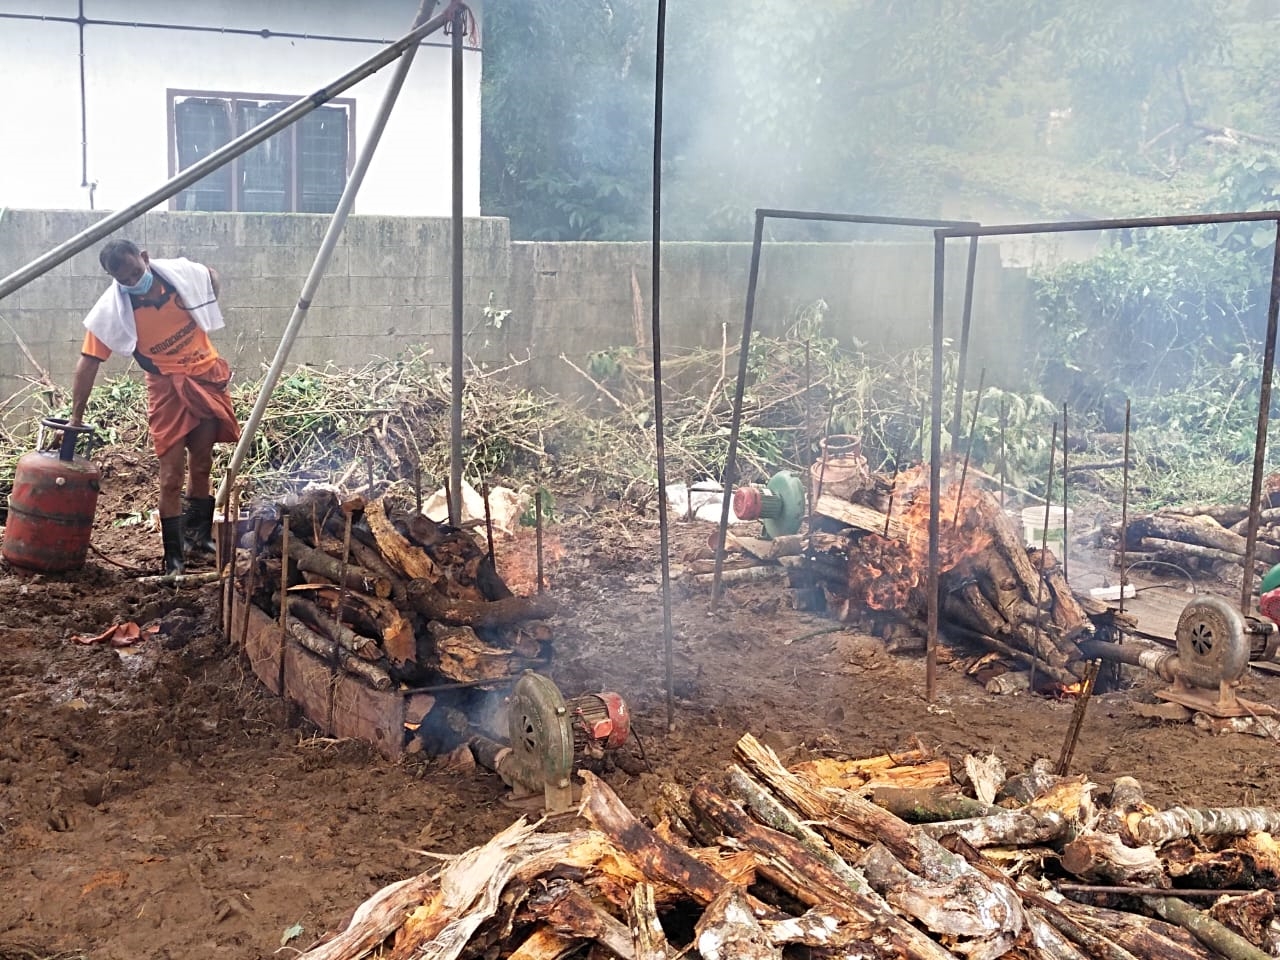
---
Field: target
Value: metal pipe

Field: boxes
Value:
[757,209,977,229]
[652,0,675,732]
[0,10,467,51]
[711,210,765,608]
[77,0,89,196]
[936,210,1280,238]
[949,236,979,448]
[448,3,465,526]
[214,0,442,507]
[927,231,946,701]
[0,2,457,304]
[1240,221,1280,615]
[535,489,544,594]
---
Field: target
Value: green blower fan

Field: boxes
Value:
[732,470,806,539]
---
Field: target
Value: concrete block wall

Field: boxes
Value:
[0,209,1035,429]
[0,209,514,427]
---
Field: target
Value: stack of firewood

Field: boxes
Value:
[296,733,1280,959]
[1119,504,1280,577]
[236,487,556,691]
[794,464,1095,684]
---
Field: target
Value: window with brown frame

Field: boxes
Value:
[168,90,356,213]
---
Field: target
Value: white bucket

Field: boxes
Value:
[1021,505,1072,559]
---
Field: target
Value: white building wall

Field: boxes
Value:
[0,0,481,216]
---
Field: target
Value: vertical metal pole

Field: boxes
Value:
[651,0,676,731]
[1112,398,1132,691]
[535,491,545,594]
[448,4,465,526]
[1030,421,1059,695]
[278,510,291,695]
[927,232,946,701]
[1241,221,1280,614]
[77,0,90,199]
[217,0,441,507]
[1062,402,1069,582]
[711,210,766,608]
[949,236,980,449]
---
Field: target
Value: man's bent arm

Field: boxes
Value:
[70,355,102,425]
[208,266,221,299]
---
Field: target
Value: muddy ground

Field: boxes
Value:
[2,448,1279,960]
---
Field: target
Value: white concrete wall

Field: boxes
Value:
[0,0,481,216]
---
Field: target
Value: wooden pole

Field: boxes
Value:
[278,509,290,695]
[535,489,545,594]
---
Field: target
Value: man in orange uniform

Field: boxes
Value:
[70,239,240,575]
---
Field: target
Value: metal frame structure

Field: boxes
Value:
[926,211,1280,700]
[708,208,981,608]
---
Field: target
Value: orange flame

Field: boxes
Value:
[846,463,997,612]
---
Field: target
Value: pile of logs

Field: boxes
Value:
[297,733,1280,960]
[797,464,1094,684]
[236,487,557,692]
[1119,504,1280,577]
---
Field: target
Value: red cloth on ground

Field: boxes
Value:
[145,356,240,458]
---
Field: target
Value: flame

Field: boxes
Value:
[845,463,998,612]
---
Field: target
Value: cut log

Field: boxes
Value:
[345,537,409,605]
[288,596,383,662]
[694,886,781,960]
[1059,830,1166,886]
[1131,515,1280,565]
[285,618,393,691]
[814,494,905,539]
[1024,906,1093,960]
[507,926,581,960]
[860,842,1023,956]
[1098,777,1153,843]
[723,765,868,894]
[1161,839,1250,887]
[1135,806,1280,846]
[365,498,441,582]
[869,787,1002,824]
[1145,894,1273,960]
[1208,891,1278,955]
[690,779,962,960]
[529,879,635,960]
[407,580,558,627]
[1139,536,1262,568]
[920,808,1070,848]
[626,884,674,960]
[428,622,524,682]
[287,538,392,598]
[735,733,923,868]
[1054,896,1222,960]
[1163,504,1249,526]
[576,771,738,908]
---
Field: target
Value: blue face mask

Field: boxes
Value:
[120,269,154,296]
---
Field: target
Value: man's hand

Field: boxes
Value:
[70,355,102,426]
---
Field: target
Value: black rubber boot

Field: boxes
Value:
[184,496,217,556]
[161,515,186,576]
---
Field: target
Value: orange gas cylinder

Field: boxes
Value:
[2,419,101,573]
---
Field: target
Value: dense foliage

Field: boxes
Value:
[480,0,1280,240]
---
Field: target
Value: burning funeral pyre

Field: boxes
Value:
[786,461,1098,688]
[293,732,1280,960]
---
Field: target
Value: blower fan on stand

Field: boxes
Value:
[1081,596,1280,718]
[470,671,631,813]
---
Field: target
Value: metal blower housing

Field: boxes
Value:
[471,672,632,814]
